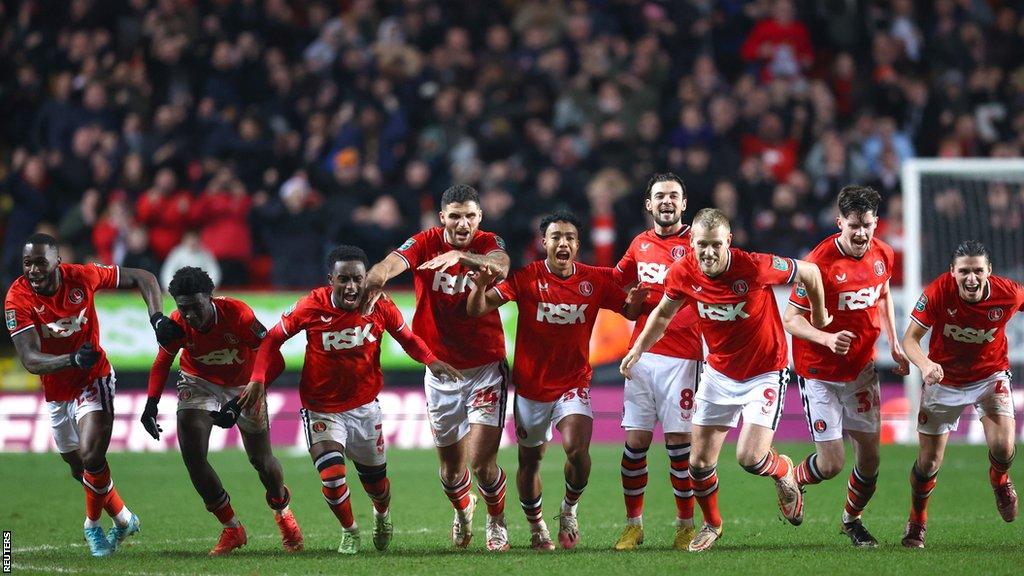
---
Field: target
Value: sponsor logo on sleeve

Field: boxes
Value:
[494,236,507,251]
[283,303,296,317]
[5,310,16,331]
[398,237,416,251]
[915,294,928,312]
[795,283,807,298]
[771,256,790,271]
[251,319,268,340]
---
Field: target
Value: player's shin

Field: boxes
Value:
[82,463,113,527]
[357,462,392,514]
[908,462,938,525]
[477,466,507,517]
[989,449,1014,488]
[441,468,474,515]
[621,443,648,522]
[317,451,355,529]
[844,466,878,522]
[667,442,694,525]
[690,465,722,528]
[795,453,827,487]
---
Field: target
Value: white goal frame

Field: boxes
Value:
[901,158,1024,437]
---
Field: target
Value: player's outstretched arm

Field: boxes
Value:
[120,267,184,345]
[142,346,179,440]
[622,282,652,321]
[793,260,831,328]
[782,304,855,355]
[467,265,506,317]
[902,321,943,385]
[620,295,682,378]
[419,248,510,280]
[239,323,291,424]
[362,253,410,314]
[11,329,99,374]
[879,281,910,375]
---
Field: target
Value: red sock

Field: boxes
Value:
[667,443,694,522]
[844,467,877,519]
[564,481,586,508]
[477,467,507,516]
[207,491,236,525]
[357,464,391,514]
[317,452,354,528]
[104,487,126,517]
[794,453,825,486]
[621,444,648,519]
[82,464,112,521]
[441,468,473,512]
[744,448,789,480]
[909,463,937,525]
[989,450,1014,488]
[691,465,722,528]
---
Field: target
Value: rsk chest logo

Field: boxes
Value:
[432,271,472,295]
[697,302,749,321]
[42,309,88,338]
[637,262,668,284]
[837,283,884,311]
[322,324,377,350]
[537,303,588,325]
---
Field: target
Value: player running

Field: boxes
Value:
[901,240,1022,548]
[5,232,179,557]
[611,173,702,550]
[468,211,644,551]
[781,185,910,548]
[621,208,830,552]
[144,266,303,556]
[242,245,462,554]
[361,184,512,550]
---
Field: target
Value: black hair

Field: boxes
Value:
[326,245,369,270]
[539,210,583,236]
[24,232,58,249]
[951,240,989,263]
[440,184,480,208]
[837,185,881,218]
[168,266,215,297]
[644,172,687,200]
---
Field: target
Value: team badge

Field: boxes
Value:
[312,421,327,433]
[915,294,928,312]
[771,256,789,271]
[224,333,239,345]
[873,260,885,276]
[732,279,748,296]
[5,310,15,331]
[178,389,192,401]
[579,281,593,296]
[671,246,686,260]
[398,237,416,251]
[813,419,827,433]
[251,319,268,340]
[988,307,1004,322]
[795,283,807,298]
[495,236,507,251]
[69,288,85,304]
[917,411,928,425]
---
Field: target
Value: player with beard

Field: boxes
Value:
[5,232,179,556]
[621,209,830,552]
[900,240,1023,548]
[242,245,462,554]
[611,173,703,550]
[468,211,645,550]
[144,266,303,556]
[360,185,513,550]
[781,185,910,548]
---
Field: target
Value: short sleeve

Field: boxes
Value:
[80,263,120,291]
[234,302,266,348]
[478,232,507,256]
[279,296,312,336]
[910,283,938,329]
[614,245,638,287]
[789,282,811,311]
[159,310,186,353]
[750,252,798,286]
[598,269,627,311]
[379,297,408,333]
[392,231,427,269]
[662,260,689,304]
[4,293,35,338]
[493,269,521,302]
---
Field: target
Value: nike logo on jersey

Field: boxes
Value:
[432,271,472,295]
[697,301,749,321]
[835,273,847,283]
[41,309,88,338]
[637,262,668,284]
[194,348,244,365]
[322,323,377,350]
[837,283,884,311]
[536,303,588,325]
[942,324,997,344]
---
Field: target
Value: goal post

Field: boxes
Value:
[901,158,1024,439]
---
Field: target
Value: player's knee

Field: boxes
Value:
[990,442,1015,463]
[734,447,761,468]
[815,457,844,479]
[915,455,942,476]
[80,450,105,471]
[564,445,590,467]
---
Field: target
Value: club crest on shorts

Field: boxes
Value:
[516,425,527,439]
[813,419,827,433]
[579,281,593,296]
[988,307,1004,321]
[671,246,686,260]
[312,421,327,433]
[178,388,192,401]
[68,288,85,304]
[732,279,748,296]
[873,260,885,276]
[917,411,928,424]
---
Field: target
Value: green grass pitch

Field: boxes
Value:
[2,443,1021,575]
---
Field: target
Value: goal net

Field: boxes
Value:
[901,158,1024,440]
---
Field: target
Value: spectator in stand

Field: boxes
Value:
[121,225,160,277]
[741,112,799,183]
[189,168,252,287]
[2,153,51,284]
[92,191,134,266]
[160,231,222,291]
[254,171,325,289]
[135,168,192,261]
[741,0,814,83]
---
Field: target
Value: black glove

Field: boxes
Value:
[69,343,100,369]
[140,397,162,440]
[210,397,241,429]
[151,313,185,347]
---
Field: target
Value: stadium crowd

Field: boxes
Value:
[2,0,1022,289]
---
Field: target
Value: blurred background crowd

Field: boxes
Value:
[3,0,1023,291]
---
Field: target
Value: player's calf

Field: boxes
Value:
[989,450,1017,522]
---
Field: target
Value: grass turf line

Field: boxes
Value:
[1,443,1021,575]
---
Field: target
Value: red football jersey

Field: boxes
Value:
[616,227,702,361]
[5,263,119,401]
[790,235,895,381]
[494,261,626,401]
[163,297,267,388]
[910,273,1024,386]
[393,227,506,369]
[664,249,797,380]
[279,287,418,412]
